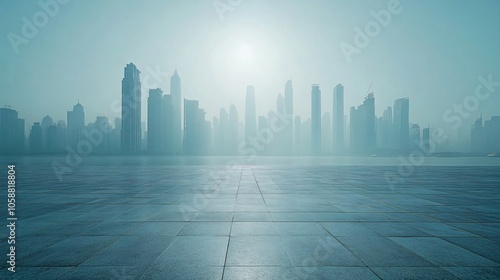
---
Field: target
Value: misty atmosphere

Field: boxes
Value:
[1,0,500,156]
[1,1,500,280]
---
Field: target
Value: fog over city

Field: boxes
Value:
[1,0,500,154]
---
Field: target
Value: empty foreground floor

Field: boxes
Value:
[1,160,500,279]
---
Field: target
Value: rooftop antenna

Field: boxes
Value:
[366,83,372,95]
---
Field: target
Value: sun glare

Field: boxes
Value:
[237,44,254,64]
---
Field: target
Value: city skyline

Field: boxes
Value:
[2,0,500,133]
[1,61,499,156]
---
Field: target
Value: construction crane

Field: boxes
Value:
[366,83,372,95]
[365,83,373,99]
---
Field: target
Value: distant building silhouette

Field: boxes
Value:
[91,116,111,155]
[350,93,376,154]
[67,102,85,149]
[409,123,421,151]
[311,84,322,155]
[121,63,142,153]
[245,85,257,141]
[29,122,42,153]
[471,117,484,153]
[377,106,393,151]
[332,84,344,153]
[422,126,430,152]
[219,108,229,155]
[212,116,220,154]
[284,80,294,152]
[170,70,182,154]
[257,115,268,155]
[294,116,302,155]
[322,112,332,153]
[470,115,500,153]
[183,99,207,155]
[394,98,410,154]
[41,115,54,153]
[147,88,175,153]
[228,104,239,154]
[0,107,25,154]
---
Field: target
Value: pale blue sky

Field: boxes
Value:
[1,0,499,133]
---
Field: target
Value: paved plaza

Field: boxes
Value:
[1,159,500,279]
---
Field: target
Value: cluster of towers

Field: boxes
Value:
[1,63,500,156]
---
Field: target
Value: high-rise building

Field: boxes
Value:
[170,69,182,153]
[183,99,206,155]
[311,84,321,155]
[350,93,376,154]
[409,123,421,151]
[41,115,54,153]
[332,83,344,152]
[0,107,24,154]
[212,116,220,154]
[378,106,393,150]
[322,112,332,153]
[294,116,302,155]
[245,85,257,141]
[219,108,229,155]
[422,126,430,152]
[284,80,294,152]
[471,117,484,153]
[484,116,500,153]
[229,104,239,154]
[29,122,42,153]
[67,102,85,149]
[394,98,410,154]
[147,88,164,152]
[121,63,142,153]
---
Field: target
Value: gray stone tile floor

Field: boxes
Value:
[1,162,500,279]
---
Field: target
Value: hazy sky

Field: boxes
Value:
[1,0,500,133]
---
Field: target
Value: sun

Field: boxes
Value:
[237,44,254,64]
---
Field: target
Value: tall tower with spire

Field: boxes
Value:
[170,69,182,153]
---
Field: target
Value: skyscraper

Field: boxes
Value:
[67,102,85,148]
[229,104,239,154]
[0,107,24,154]
[147,88,164,152]
[350,93,376,154]
[219,108,229,155]
[311,84,322,155]
[322,113,332,153]
[471,117,484,153]
[284,80,294,152]
[394,98,410,154]
[294,116,302,155]
[183,99,206,155]
[410,123,421,151]
[170,69,182,154]
[245,85,257,141]
[121,63,142,153]
[29,122,42,153]
[332,84,344,153]
[41,115,54,153]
